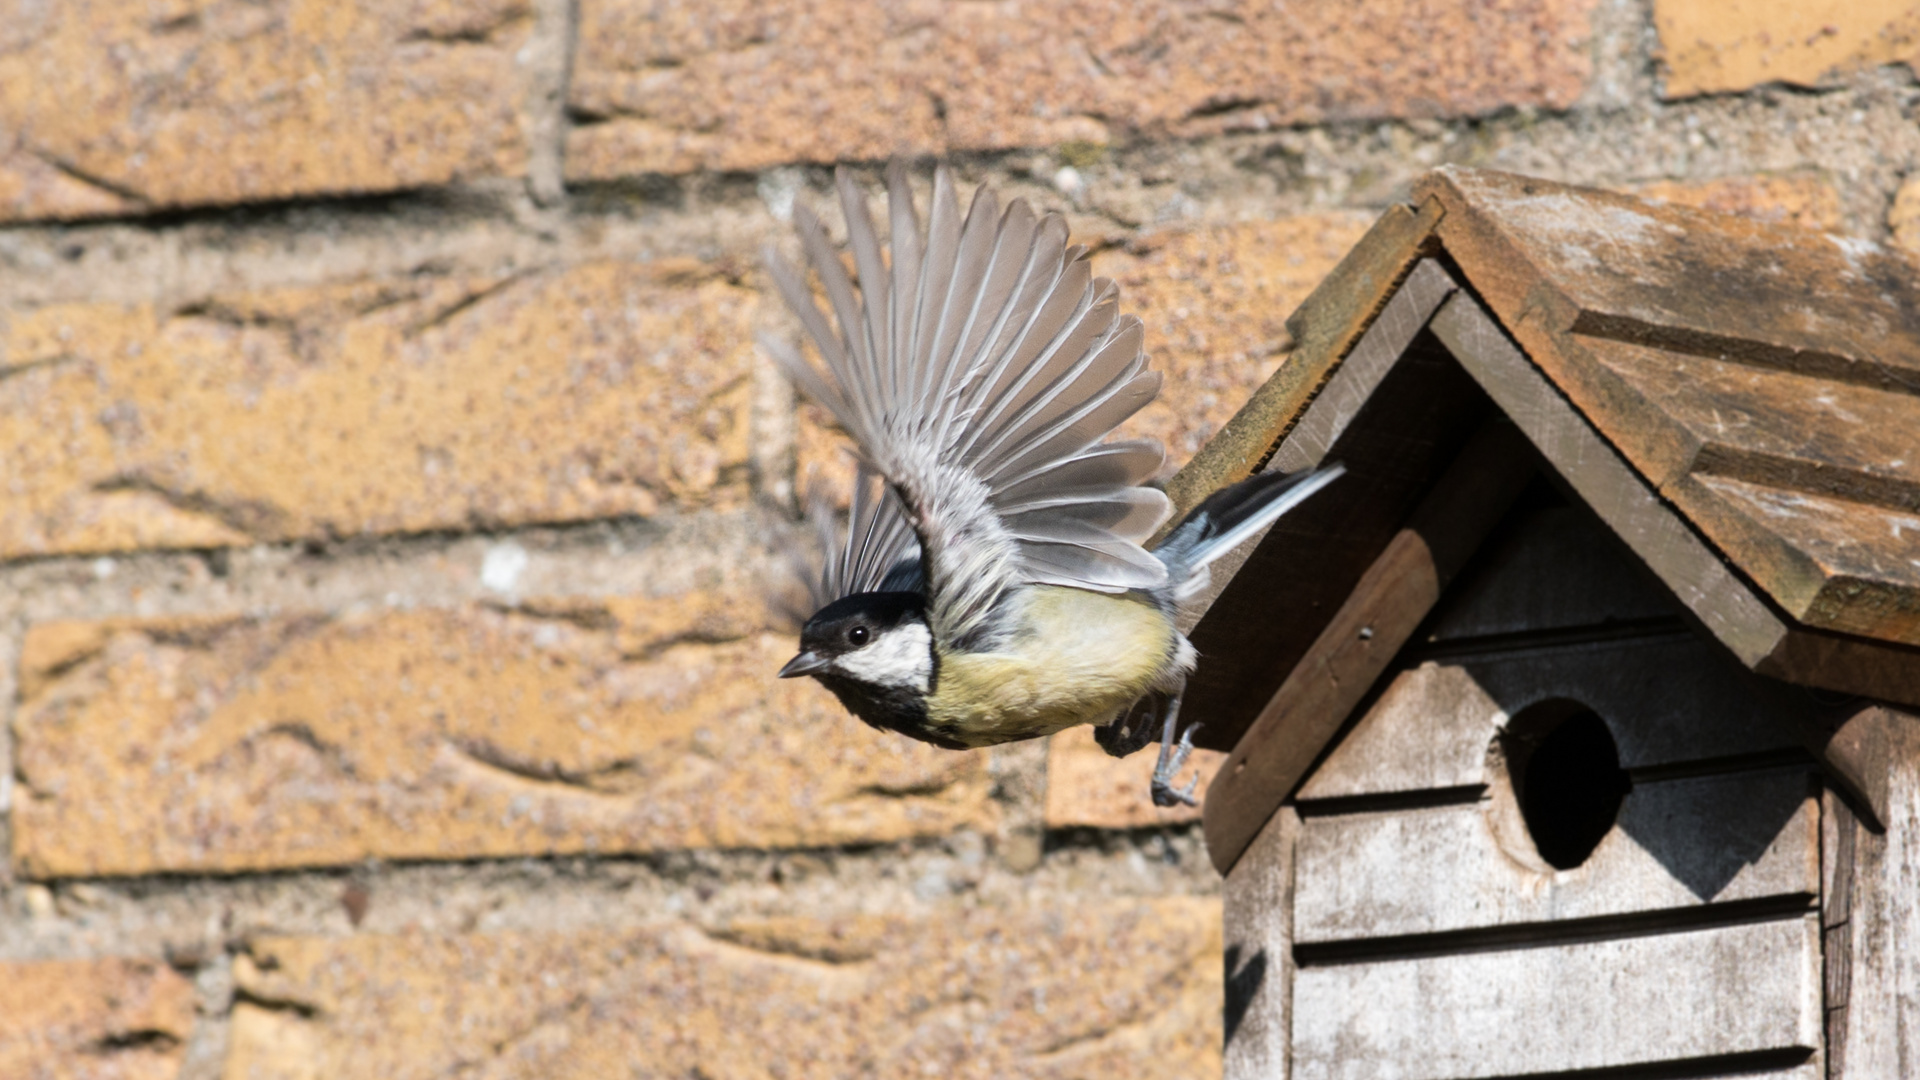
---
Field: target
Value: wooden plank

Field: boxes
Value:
[1583,337,1920,508]
[1832,709,1920,1075]
[1417,166,1920,388]
[1297,636,1812,801]
[1180,258,1461,630]
[1292,916,1823,1080]
[1424,503,1680,642]
[1822,788,1856,1079]
[1222,807,1299,1080]
[1755,628,1920,713]
[1422,166,1920,653]
[1183,298,1496,752]
[1294,769,1818,942]
[1201,420,1536,874]
[1427,288,1793,667]
[1160,198,1443,527]
[1679,474,1920,646]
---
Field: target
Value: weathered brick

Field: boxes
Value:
[222,899,1220,1079]
[12,589,993,878]
[1045,725,1226,830]
[0,0,533,222]
[0,259,755,559]
[0,957,195,1080]
[1890,174,1920,253]
[1101,213,1378,465]
[1654,0,1920,98]
[1632,172,1844,232]
[567,0,1598,179]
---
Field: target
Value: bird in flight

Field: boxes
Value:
[765,165,1341,805]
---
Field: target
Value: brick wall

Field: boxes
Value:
[2,2,1915,1075]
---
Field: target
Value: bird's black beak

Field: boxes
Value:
[778,651,829,678]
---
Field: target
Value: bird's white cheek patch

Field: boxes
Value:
[835,622,934,692]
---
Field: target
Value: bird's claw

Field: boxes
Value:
[1150,723,1202,807]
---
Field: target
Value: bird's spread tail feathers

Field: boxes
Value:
[1153,463,1346,605]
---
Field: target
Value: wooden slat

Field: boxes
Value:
[1424,503,1679,642]
[1426,287,1793,668]
[1832,710,1920,1075]
[1179,258,1461,631]
[1417,166,1920,387]
[1183,288,1495,752]
[1681,474,1920,645]
[1294,770,1818,942]
[1222,807,1299,1080]
[1583,337,1920,505]
[1297,637,1811,801]
[1292,916,1822,1080]
[1420,165,1920,650]
[1201,419,1536,874]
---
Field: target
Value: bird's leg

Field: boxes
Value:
[1149,692,1203,808]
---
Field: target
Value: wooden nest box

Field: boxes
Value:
[1176,168,1920,1078]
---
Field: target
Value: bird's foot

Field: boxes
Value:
[1150,722,1203,807]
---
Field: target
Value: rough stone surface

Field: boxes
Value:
[566,0,1599,179]
[1634,171,1845,231]
[0,0,535,223]
[1655,1,1920,98]
[12,590,994,879]
[0,957,195,1080]
[0,259,757,560]
[1046,725,1226,830]
[221,899,1220,1080]
[1891,173,1920,252]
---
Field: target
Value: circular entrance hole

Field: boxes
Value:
[1500,701,1631,870]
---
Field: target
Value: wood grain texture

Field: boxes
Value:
[1222,807,1299,1080]
[1297,637,1811,801]
[1423,503,1679,642]
[1419,166,1920,648]
[1201,419,1536,873]
[1183,288,1494,752]
[1294,769,1818,942]
[1426,287,1792,668]
[1291,916,1823,1080]
[1832,710,1920,1076]
[1181,258,1461,632]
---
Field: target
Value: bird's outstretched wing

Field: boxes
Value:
[795,462,924,614]
[763,165,1171,644]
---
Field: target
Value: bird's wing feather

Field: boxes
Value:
[767,164,1171,641]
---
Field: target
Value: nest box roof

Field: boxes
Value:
[1169,167,1920,872]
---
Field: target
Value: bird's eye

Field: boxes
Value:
[848,626,871,646]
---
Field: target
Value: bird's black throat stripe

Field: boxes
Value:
[813,673,968,751]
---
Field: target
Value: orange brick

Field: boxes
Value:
[223,900,1220,1078]
[1045,724,1227,830]
[1655,0,1920,97]
[567,0,1598,179]
[0,260,755,559]
[0,0,533,221]
[12,590,994,878]
[1102,213,1378,466]
[0,957,195,1080]
[1632,173,1844,232]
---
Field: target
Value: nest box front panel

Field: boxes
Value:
[1273,498,1829,1078]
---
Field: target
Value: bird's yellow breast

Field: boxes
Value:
[924,587,1180,747]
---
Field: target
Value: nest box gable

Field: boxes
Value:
[1169,167,1920,875]
[1190,168,1920,1078]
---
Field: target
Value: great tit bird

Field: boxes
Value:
[765,165,1342,806]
